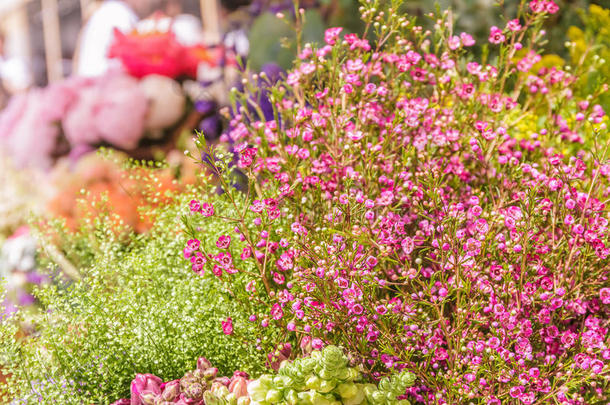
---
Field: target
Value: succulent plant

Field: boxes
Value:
[247,346,415,405]
[112,357,251,405]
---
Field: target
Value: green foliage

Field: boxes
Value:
[568,4,610,111]
[248,10,325,71]
[0,180,274,404]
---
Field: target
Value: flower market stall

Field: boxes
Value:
[1,0,609,404]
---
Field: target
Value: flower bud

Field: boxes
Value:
[184,383,204,400]
[229,376,248,398]
[191,369,205,380]
[211,381,230,396]
[139,391,158,405]
[232,370,249,380]
[160,380,180,402]
[203,367,219,380]
[180,375,199,391]
[197,357,213,371]
[213,376,231,386]
[131,374,162,405]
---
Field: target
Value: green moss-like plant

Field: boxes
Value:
[0,167,278,404]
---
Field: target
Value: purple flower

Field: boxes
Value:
[199,115,222,141]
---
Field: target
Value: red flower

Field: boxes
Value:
[108,29,218,79]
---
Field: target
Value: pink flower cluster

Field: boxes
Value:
[184,1,609,403]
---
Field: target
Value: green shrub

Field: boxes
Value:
[0,172,278,404]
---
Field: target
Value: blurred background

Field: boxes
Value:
[0,0,608,322]
[0,0,606,96]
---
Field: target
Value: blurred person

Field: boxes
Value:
[167,0,203,46]
[0,32,32,95]
[74,0,151,77]
[218,0,252,58]
[136,0,203,46]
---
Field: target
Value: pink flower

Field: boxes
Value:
[464,373,475,383]
[311,338,324,349]
[186,239,201,252]
[465,238,482,256]
[460,32,475,46]
[545,1,559,14]
[590,359,604,374]
[509,386,524,398]
[216,252,233,269]
[520,392,535,404]
[189,200,201,213]
[506,19,522,31]
[530,0,558,13]
[270,303,284,320]
[366,256,378,268]
[375,304,387,315]
[190,252,207,273]
[200,202,215,217]
[435,347,448,361]
[488,26,506,44]
[600,287,610,304]
[222,317,233,335]
[574,353,591,369]
[347,130,364,141]
[240,246,252,260]
[239,147,257,167]
[529,0,559,14]
[216,235,231,249]
[324,27,343,45]
[448,35,461,50]
[0,76,85,168]
[402,237,415,254]
[0,93,58,168]
[351,304,364,315]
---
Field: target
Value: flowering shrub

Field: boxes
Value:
[1,0,609,404]
[183,0,610,403]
